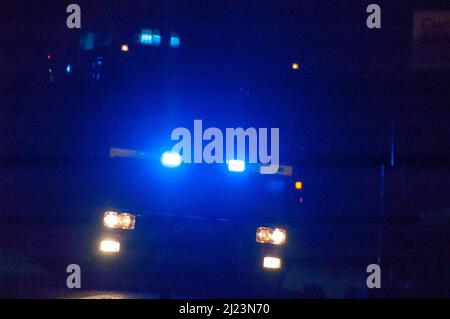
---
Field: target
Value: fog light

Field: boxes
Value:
[256,227,286,245]
[103,211,136,230]
[100,240,120,253]
[263,256,281,269]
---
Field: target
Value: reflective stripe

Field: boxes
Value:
[259,164,293,176]
[109,147,148,159]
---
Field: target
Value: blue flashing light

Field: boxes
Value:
[140,32,153,44]
[228,160,245,172]
[152,34,161,46]
[161,151,182,168]
[140,29,161,46]
[66,64,72,74]
[170,34,180,48]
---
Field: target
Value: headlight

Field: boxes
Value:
[256,227,286,245]
[263,256,282,269]
[103,211,136,230]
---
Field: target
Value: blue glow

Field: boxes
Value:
[161,151,182,168]
[152,34,161,46]
[66,64,72,74]
[140,29,161,46]
[140,33,153,44]
[80,32,95,50]
[228,160,245,172]
[268,180,286,192]
[170,34,180,48]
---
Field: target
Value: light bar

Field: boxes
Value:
[227,159,245,172]
[139,29,153,44]
[103,211,136,230]
[256,227,286,245]
[161,151,182,167]
[263,256,281,269]
[139,29,161,46]
[100,240,120,253]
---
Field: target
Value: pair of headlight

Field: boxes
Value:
[103,211,136,230]
[256,227,287,245]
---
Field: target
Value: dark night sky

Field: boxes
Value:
[2,1,449,158]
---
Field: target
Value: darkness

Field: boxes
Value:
[0,0,449,298]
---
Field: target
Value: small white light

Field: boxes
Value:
[104,211,120,228]
[100,240,120,253]
[227,159,245,172]
[161,151,182,167]
[263,256,281,269]
[271,228,286,245]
